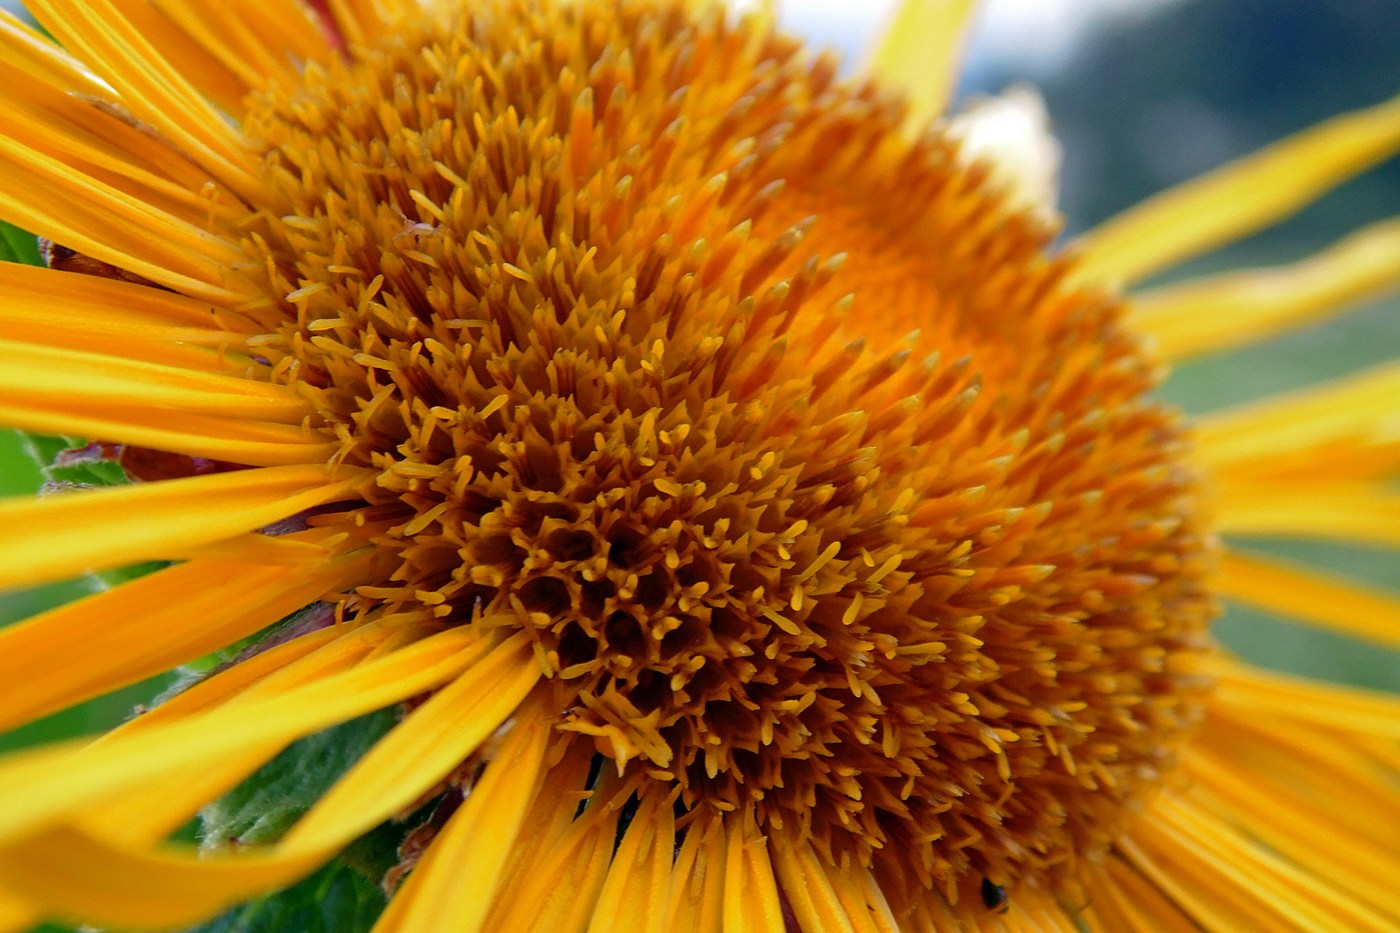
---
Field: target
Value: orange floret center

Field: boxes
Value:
[237,0,1215,907]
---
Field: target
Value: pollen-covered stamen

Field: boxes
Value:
[238,0,1214,915]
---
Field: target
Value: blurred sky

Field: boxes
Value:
[778,0,1186,80]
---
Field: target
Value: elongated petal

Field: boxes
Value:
[0,141,253,303]
[0,823,330,931]
[477,746,599,926]
[283,632,540,852]
[79,625,359,846]
[862,0,978,134]
[0,59,243,228]
[1216,550,1400,651]
[587,791,676,933]
[1195,689,1400,859]
[0,259,256,330]
[1121,795,1394,932]
[481,789,621,933]
[664,814,727,933]
[0,625,481,845]
[1215,484,1400,548]
[1077,91,1400,285]
[1193,362,1400,473]
[1082,856,1199,933]
[370,709,552,933]
[0,543,365,732]
[772,836,859,933]
[152,0,331,94]
[1130,216,1400,360]
[1206,654,1400,738]
[0,10,108,97]
[0,464,361,589]
[25,0,267,204]
[318,0,383,48]
[79,0,250,111]
[723,817,786,933]
[0,340,308,419]
[0,402,337,467]
[1183,744,1400,923]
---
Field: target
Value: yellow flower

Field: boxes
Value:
[0,1,1397,930]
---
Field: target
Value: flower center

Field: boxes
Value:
[240,0,1215,905]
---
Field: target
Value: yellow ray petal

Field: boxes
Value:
[0,624,480,845]
[0,63,244,228]
[78,625,362,845]
[723,815,786,933]
[1183,748,1400,922]
[108,621,354,735]
[155,527,348,564]
[0,337,292,399]
[1206,654,1400,738]
[88,0,251,112]
[861,0,978,135]
[0,463,362,589]
[1113,832,1292,933]
[832,869,901,933]
[587,791,676,933]
[1007,900,1082,932]
[1216,549,1400,651]
[0,341,309,421]
[0,317,250,373]
[1198,690,1400,845]
[0,823,331,931]
[76,620,419,847]
[369,708,552,933]
[1193,362,1400,473]
[774,834,899,933]
[0,402,338,468]
[1085,856,1199,933]
[0,889,40,933]
[0,138,255,300]
[0,261,256,330]
[481,787,622,933]
[320,0,381,48]
[0,37,250,230]
[153,0,331,96]
[284,633,539,851]
[478,746,599,926]
[664,813,726,933]
[1077,91,1400,286]
[0,544,366,733]
[1130,216,1400,361]
[0,9,108,98]
[25,0,267,204]
[1129,795,1395,932]
[1214,483,1400,548]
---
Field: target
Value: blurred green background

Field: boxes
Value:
[0,0,1397,929]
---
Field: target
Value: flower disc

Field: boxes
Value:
[238,0,1215,906]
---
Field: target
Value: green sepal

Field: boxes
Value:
[180,859,387,933]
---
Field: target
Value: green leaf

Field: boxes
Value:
[0,219,41,266]
[200,709,399,847]
[182,859,387,933]
[187,710,430,933]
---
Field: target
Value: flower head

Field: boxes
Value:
[0,1,1397,931]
